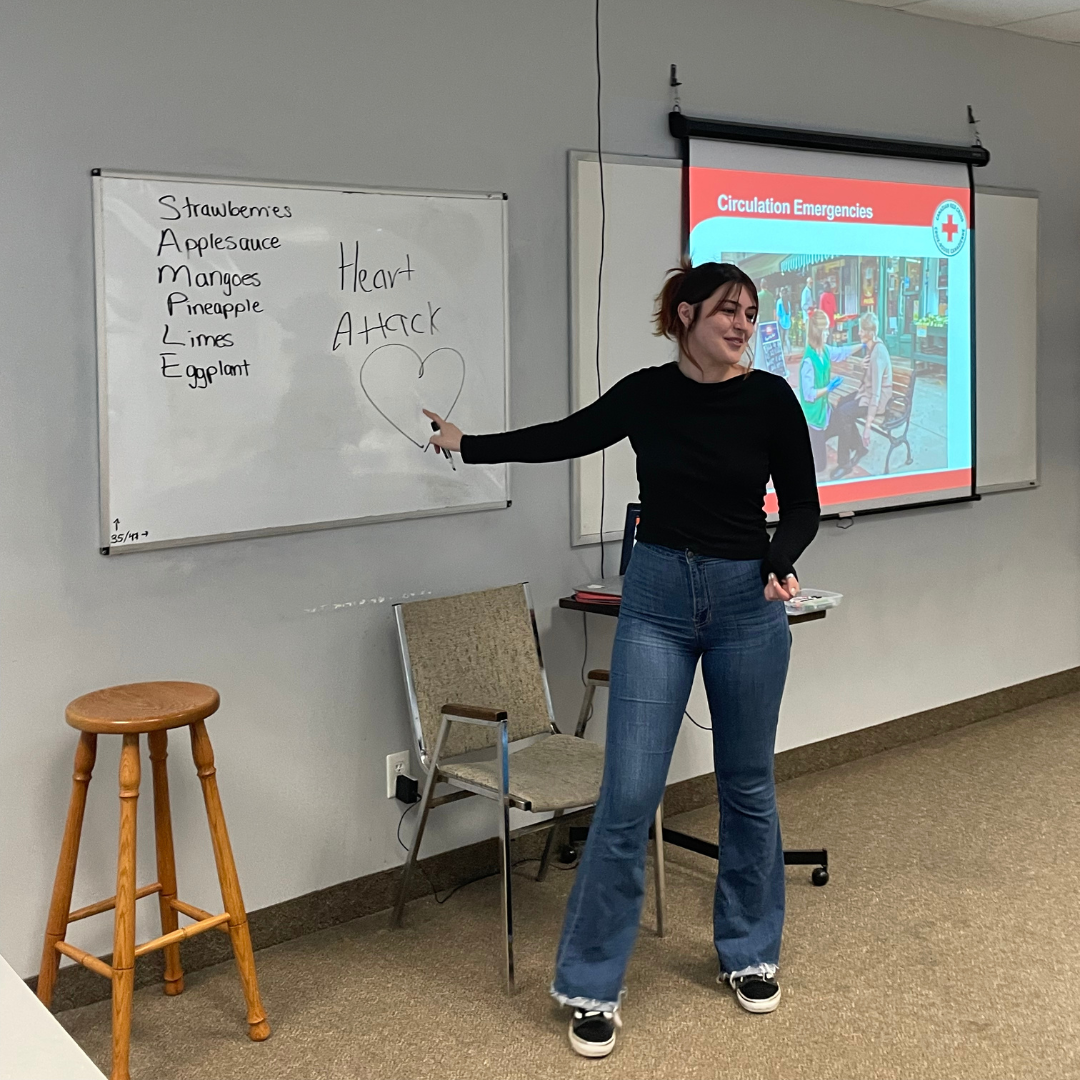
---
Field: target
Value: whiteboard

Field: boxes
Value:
[974,188,1039,492]
[94,171,509,553]
[570,156,1038,544]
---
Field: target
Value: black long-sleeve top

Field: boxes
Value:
[460,363,820,583]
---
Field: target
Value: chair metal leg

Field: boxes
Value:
[496,719,515,993]
[391,717,449,928]
[536,810,564,882]
[574,683,598,739]
[653,803,667,938]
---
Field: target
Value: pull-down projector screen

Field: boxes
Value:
[688,139,974,516]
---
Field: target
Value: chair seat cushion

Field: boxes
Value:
[438,734,603,812]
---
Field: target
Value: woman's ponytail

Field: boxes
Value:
[653,259,693,341]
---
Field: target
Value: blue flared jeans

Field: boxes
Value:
[552,542,791,1010]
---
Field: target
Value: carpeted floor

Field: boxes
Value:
[58,693,1080,1080]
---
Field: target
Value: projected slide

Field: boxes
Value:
[688,140,974,516]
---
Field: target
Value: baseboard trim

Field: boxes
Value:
[32,665,1077,1012]
[772,665,1080,783]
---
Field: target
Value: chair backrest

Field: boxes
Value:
[395,584,556,766]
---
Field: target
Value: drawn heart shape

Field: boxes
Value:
[358,343,465,449]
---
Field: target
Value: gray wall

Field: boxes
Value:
[2,0,1077,977]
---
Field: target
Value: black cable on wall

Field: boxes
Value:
[594,0,607,578]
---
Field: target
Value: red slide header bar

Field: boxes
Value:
[689,168,969,232]
[764,468,972,515]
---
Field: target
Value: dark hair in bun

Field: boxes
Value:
[653,260,758,372]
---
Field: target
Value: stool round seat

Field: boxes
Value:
[65,682,220,735]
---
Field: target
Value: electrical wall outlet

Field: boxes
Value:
[386,751,410,799]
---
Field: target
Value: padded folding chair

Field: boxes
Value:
[390,583,666,992]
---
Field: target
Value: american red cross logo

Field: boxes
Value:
[932,200,967,255]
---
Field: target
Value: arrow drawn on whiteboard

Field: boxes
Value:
[358,344,465,449]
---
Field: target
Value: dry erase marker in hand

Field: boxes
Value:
[431,420,456,470]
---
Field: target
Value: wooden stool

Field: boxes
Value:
[36,682,270,1080]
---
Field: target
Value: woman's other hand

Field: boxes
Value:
[423,409,463,453]
[764,573,800,602]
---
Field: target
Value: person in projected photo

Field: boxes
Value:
[830,311,894,480]
[426,261,820,1058]
[817,282,836,328]
[798,308,863,476]
[776,287,792,354]
[758,278,777,323]
[800,275,814,320]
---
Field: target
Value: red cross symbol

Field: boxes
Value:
[941,214,959,242]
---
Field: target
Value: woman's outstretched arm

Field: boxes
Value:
[429,375,634,464]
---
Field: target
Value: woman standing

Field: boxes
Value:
[426,262,820,1058]
[799,309,856,476]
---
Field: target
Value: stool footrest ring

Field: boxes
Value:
[169,897,232,931]
[68,882,162,923]
[134,912,231,958]
[55,941,113,980]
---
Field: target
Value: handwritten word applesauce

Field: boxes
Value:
[152,193,438,390]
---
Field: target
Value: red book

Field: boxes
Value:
[574,591,621,604]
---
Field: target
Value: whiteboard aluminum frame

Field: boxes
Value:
[973,184,1040,495]
[568,151,682,548]
[92,168,511,554]
[92,172,112,553]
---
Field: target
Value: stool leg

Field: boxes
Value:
[148,730,184,996]
[37,732,97,1008]
[190,720,270,1042]
[111,734,141,1080]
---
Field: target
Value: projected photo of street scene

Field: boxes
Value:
[729,252,951,483]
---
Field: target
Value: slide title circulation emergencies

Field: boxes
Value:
[717,194,874,221]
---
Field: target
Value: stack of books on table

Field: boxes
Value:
[573,578,623,605]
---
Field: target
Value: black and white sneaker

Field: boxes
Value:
[720,971,781,1014]
[568,1007,622,1057]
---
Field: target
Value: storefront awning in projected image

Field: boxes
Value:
[686,135,975,519]
[779,253,839,274]
[735,252,785,278]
